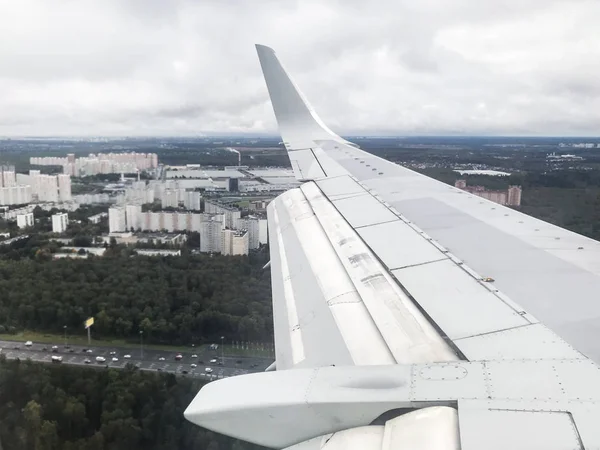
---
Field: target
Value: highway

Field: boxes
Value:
[0,339,272,380]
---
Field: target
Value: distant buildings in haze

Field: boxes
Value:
[455,179,522,207]
[30,152,158,176]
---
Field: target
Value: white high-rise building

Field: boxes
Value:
[51,213,69,233]
[235,215,261,249]
[0,185,32,205]
[200,219,223,253]
[183,191,202,211]
[161,189,179,208]
[57,174,72,202]
[1,171,16,187]
[38,175,59,202]
[221,229,249,255]
[258,219,268,245]
[125,204,142,231]
[17,212,34,229]
[19,171,62,203]
[108,207,127,233]
[204,200,241,228]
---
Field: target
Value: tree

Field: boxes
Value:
[0,251,273,345]
[0,359,267,450]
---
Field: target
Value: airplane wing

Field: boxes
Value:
[185,45,600,450]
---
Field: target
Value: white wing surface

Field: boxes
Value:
[184,45,600,450]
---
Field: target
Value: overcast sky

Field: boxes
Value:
[0,0,598,137]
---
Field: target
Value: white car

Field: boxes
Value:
[109,351,116,355]
[210,359,217,363]
[123,354,131,359]
[51,355,62,363]
[158,357,165,361]
[25,341,33,347]
[205,367,213,373]
[191,354,198,358]
[86,349,93,353]
[95,356,106,363]
[111,357,118,362]
[190,363,197,368]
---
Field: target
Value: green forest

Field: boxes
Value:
[0,250,273,345]
[0,357,264,450]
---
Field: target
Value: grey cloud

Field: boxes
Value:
[0,0,598,136]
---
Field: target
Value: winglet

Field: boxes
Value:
[255,44,350,149]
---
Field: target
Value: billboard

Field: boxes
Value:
[84,317,94,329]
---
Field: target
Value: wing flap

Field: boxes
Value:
[392,259,532,341]
[268,181,458,369]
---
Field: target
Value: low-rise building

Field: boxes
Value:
[88,212,108,224]
[16,212,34,229]
[136,249,181,257]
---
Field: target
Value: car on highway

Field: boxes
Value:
[175,354,183,361]
[109,351,117,356]
[86,349,93,353]
[123,354,131,359]
[51,346,58,353]
[158,357,165,361]
[205,367,213,373]
[111,357,118,362]
[95,356,106,363]
[51,356,62,363]
[210,359,217,363]
[25,341,32,347]
[191,354,198,358]
[84,359,91,364]
[190,363,197,368]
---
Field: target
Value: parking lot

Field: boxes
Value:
[0,339,272,380]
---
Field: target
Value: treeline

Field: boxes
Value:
[0,357,264,450]
[0,250,273,345]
